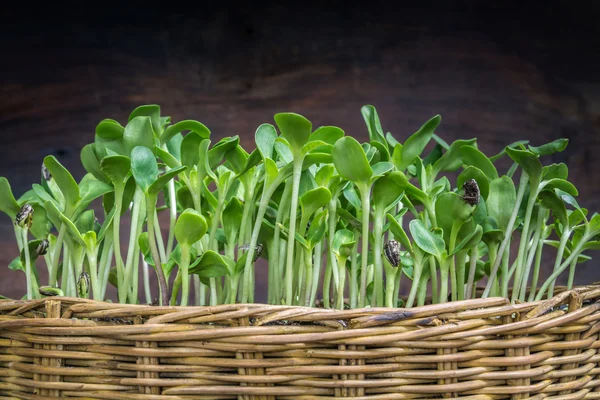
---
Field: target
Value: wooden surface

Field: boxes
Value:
[1,1,599,301]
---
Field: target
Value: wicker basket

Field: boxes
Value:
[1,286,600,399]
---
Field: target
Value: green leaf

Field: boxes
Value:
[274,112,312,154]
[310,126,344,145]
[506,147,542,184]
[303,152,333,168]
[542,163,568,181]
[130,146,159,193]
[332,137,372,183]
[129,104,161,136]
[180,132,203,169]
[264,158,280,189]
[460,145,499,181]
[432,138,477,175]
[174,208,208,246]
[222,197,243,243]
[161,120,210,145]
[123,116,156,155]
[372,171,407,212]
[540,178,578,197]
[361,105,386,144]
[306,208,328,246]
[148,166,187,196]
[156,146,182,169]
[315,165,335,188]
[0,177,20,219]
[208,136,239,168]
[397,115,440,171]
[529,138,569,156]
[75,174,113,216]
[300,187,332,221]
[75,209,95,234]
[539,190,568,228]
[450,224,483,255]
[457,166,490,200]
[409,219,445,260]
[255,124,278,159]
[198,139,217,181]
[405,182,429,206]
[59,211,86,247]
[189,250,232,278]
[80,144,109,183]
[100,155,131,185]
[489,140,529,162]
[487,176,516,232]
[43,156,80,210]
[370,162,394,180]
[96,119,124,140]
[167,133,184,161]
[332,229,356,258]
[386,213,412,253]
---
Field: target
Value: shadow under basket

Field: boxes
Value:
[2,286,600,399]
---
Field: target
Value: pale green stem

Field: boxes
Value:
[112,184,127,303]
[439,260,449,303]
[323,260,332,308]
[196,277,205,306]
[146,195,169,306]
[465,247,479,300]
[209,278,218,305]
[153,212,167,264]
[429,258,438,304]
[535,234,589,300]
[86,251,100,300]
[518,207,545,301]
[272,180,292,303]
[142,259,151,304]
[567,256,578,290]
[179,244,191,306]
[162,144,178,258]
[303,248,313,306]
[327,201,340,291]
[448,220,462,302]
[548,230,570,298]
[61,245,70,296]
[123,187,143,302]
[309,240,323,307]
[455,251,467,301]
[99,240,113,300]
[336,255,348,310]
[372,210,385,307]
[22,228,32,300]
[284,158,304,305]
[49,225,67,286]
[385,268,397,308]
[358,184,371,308]
[349,231,359,309]
[511,182,538,303]
[417,273,428,306]
[393,269,401,307]
[528,235,545,302]
[170,271,181,306]
[483,172,528,298]
[406,260,423,308]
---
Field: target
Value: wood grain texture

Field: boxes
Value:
[1,1,599,301]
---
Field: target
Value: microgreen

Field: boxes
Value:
[1,104,595,307]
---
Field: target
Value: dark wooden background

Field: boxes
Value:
[1,1,599,301]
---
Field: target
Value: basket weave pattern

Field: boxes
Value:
[2,286,600,399]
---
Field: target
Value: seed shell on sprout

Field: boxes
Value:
[15,204,34,228]
[383,240,401,267]
[462,179,480,206]
[36,239,49,256]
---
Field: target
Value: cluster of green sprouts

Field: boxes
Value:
[1,104,599,308]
